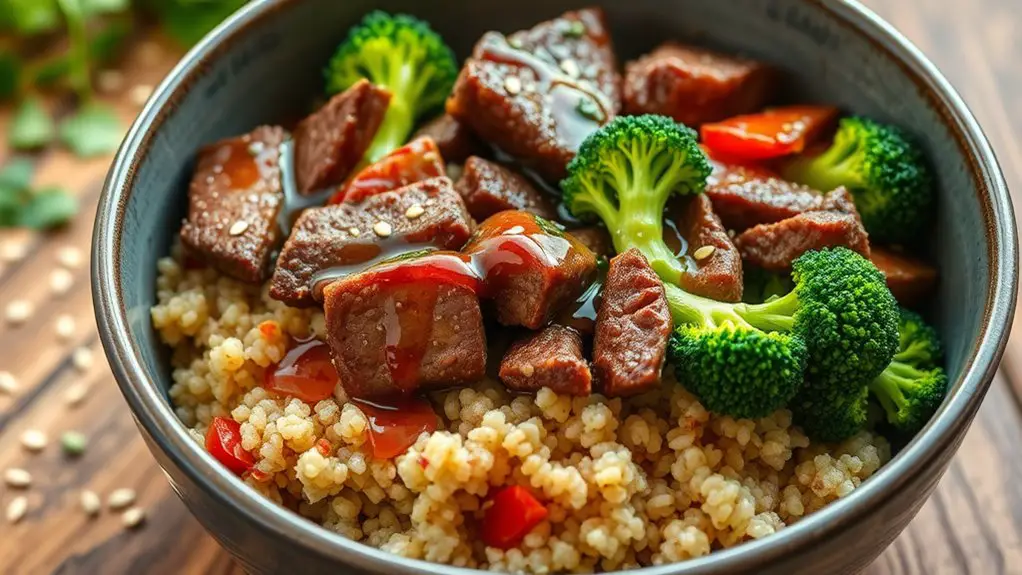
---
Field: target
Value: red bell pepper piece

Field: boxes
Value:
[205,416,255,475]
[264,339,339,403]
[357,398,438,460]
[481,485,549,550]
[701,106,839,161]
[329,136,446,204]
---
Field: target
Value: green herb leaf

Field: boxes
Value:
[7,0,61,35]
[9,98,56,150]
[0,51,21,101]
[59,103,123,157]
[18,187,78,229]
[81,0,130,16]
[156,0,247,46]
[0,159,35,192]
[57,0,91,99]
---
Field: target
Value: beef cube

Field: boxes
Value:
[623,43,774,126]
[323,252,486,399]
[293,79,391,194]
[447,7,621,182]
[333,137,447,203]
[871,247,938,306]
[735,211,871,272]
[569,226,613,259]
[270,177,472,307]
[414,114,484,163]
[455,156,557,220]
[499,325,591,395]
[593,249,672,397]
[180,126,287,283]
[464,210,597,329]
[674,194,744,302]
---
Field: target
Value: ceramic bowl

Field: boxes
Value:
[92,0,1018,573]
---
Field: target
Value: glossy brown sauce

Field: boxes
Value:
[211,137,277,190]
[277,139,336,236]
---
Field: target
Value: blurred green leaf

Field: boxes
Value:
[59,103,123,156]
[0,158,35,192]
[9,98,56,149]
[7,0,62,35]
[155,0,246,46]
[81,0,131,16]
[32,18,132,89]
[0,51,21,100]
[18,187,78,229]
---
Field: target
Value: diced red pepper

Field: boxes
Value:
[264,339,339,403]
[206,416,255,475]
[357,398,438,460]
[328,136,446,204]
[481,486,549,550]
[701,106,839,161]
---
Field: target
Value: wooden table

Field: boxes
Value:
[0,2,1018,573]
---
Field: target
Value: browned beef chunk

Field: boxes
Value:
[180,126,287,283]
[736,211,871,272]
[464,210,597,329]
[674,194,744,302]
[623,43,774,126]
[454,156,557,220]
[593,249,672,397]
[447,7,621,182]
[414,114,483,164]
[499,325,591,395]
[871,247,938,306]
[270,177,472,307]
[704,159,860,231]
[570,226,613,259]
[323,252,486,399]
[293,79,391,194]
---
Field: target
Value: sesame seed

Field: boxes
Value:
[108,488,137,510]
[693,245,716,260]
[57,246,83,269]
[348,227,360,237]
[373,221,392,238]
[504,76,522,95]
[3,468,32,488]
[61,431,87,457]
[56,315,76,341]
[1,240,28,263]
[0,372,18,395]
[559,59,580,78]
[248,141,266,156]
[6,496,27,524]
[5,300,33,325]
[64,382,90,407]
[229,220,249,236]
[80,490,101,517]
[129,84,154,106]
[72,347,94,372]
[520,364,535,377]
[97,70,125,93]
[20,430,47,452]
[121,507,146,529]
[508,37,523,49]
[405,204,425,220]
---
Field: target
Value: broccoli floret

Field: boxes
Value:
[868,309,947,434]
[781,117,934,245]
[561,115,711,285]
[325,12,458,163]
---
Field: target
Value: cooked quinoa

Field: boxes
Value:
[152,252,890,572]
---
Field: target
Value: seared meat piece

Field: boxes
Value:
[593,249,672,397]
[270,177,472,307]
[333,137,446,203]
[735,211,871,272]
[180,126,287,283]
[464,210,597,329]
[871,247,938,306]
[293,79,391,194]
[447,7,621,182]
[569,226,613,259]
[323,252,486,399]
[499,325,591,395]
[705,158,859,231]
[455,156,557,220]
[414,114,484,164]
[675,194,744,302]
[623,43,774,126]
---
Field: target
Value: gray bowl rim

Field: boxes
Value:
[92,0,1018,573]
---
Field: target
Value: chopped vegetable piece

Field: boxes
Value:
[700,106,838,161]
[9,98,55,150]
[481,485,549,549]
[329,136,445,204]
[205,416,254,475]
[357,398,438,459]
[265,339,339,403]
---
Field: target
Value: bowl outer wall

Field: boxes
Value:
[92,0,1018,574]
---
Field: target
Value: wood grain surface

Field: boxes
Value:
[0,2,1018,574]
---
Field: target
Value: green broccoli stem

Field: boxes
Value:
[615,226,686,286]
[784,135,862,194]
[363,98,414,164]
[663,283,751,329]
[737,290,799,332]
[868,363,912,420]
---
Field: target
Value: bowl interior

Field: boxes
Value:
[100,0,1011,571]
